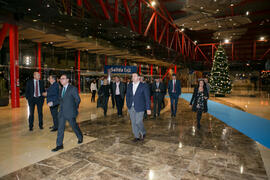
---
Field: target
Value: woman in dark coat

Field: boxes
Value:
[190,79,209,129]
[97,79,110,116]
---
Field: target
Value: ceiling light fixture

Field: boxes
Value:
[200,7,204,9]
[230,3,234,6]
[28,8,31,11]
[260,36,265,41]
[151,1,156,7]
[194,40,198,44]
[181,28,184,32]
[147,45,151,49]
[224,39,230,43]
[47,4,50,8]
[246,11,249,16]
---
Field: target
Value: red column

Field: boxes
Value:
[77,50,81,93]
[105,55,107,65]
[174,65,177,74]
[139,64,141,75]
[77,0,82,6]
[38,43,41,75]
[150,64,153,76]
[159,67,161,78]
[9,24,20,108]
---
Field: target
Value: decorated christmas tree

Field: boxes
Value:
[209,45,232,96]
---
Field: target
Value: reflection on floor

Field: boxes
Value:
[1,98,267,179]
[0,94,115,177]
[213,92,270,179]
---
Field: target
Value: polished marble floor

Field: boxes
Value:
[0,96,268,180]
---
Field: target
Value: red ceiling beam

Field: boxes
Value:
[154,14,157,41]
[176,32,182,54]
[138,0,142,34]
[170,31,176,49]
[159,1,174,23]
[97,0,110,19]
[114,0,119,23]
[158,22,168,44]
[144,12,156,36]
[123,0,136,32]
[84,0,100,17]
[260,48,270,60]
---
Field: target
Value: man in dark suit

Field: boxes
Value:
[152,77,166,117]
[52,74,83,152]
[43,75,59,132]
[112,76,126,117]
[25,72,45,131]
[168,73,181,117]
[126,73,151,142]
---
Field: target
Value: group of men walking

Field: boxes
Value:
[25,72,83,152]
[25,71,182,150]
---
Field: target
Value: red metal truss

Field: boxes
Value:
[260,48,270,60]
[83,0,100,17]
[123,0,136,31]
[198,41,270,62]
[60,0,211,63]
[96,0,110,19]
[144,12,156,36]
[0,23,9,49]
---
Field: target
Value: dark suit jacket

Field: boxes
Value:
[190,87,209,113]
[58,84,81,119]
[168,80,181,96]
[112,82,126,99]
[46,82,60,106]
[126,82,151,112]
[151,82,166,99]
[25,79,45,100]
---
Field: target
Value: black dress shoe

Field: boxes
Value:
[29,128,33,131]
[51,145,63,152]
[49,126,54,129]
[78,139,83,144]
[39,126,44,130]
[143,134,146,139]
[132,138,140,142]
[51,128,58,132]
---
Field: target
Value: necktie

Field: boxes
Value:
[35,80,39,97]
[62,87,66,98]
[173,81,175,93]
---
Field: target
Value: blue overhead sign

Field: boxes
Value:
[104,65,137,74]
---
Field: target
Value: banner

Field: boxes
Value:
[104,65,137,74]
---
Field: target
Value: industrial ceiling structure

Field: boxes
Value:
[0,0,270,69]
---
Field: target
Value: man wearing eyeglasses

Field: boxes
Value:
[51,74,83,152]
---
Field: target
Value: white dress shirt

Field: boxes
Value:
[115,82,120,95]
[132,82,140,107]
[133,82,140,95]
[33,79,40,97]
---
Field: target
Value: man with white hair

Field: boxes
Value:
[126,73,151,142]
